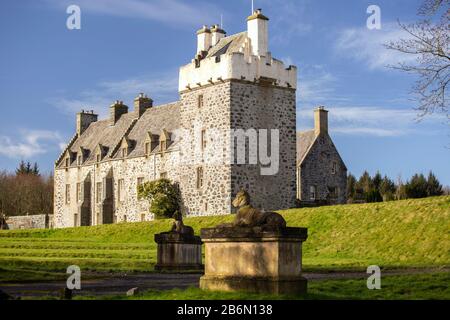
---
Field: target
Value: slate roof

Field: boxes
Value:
[206,32,248,58]
[57,101,181,169]
[297,130,317,166]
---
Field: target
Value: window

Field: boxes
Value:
[76,183,81,203]
[328,187,338,199]
[201,129,206,151]
[65,184,71,204]
[145,142,150,156]
[96,154,101,167]
[309,186,316,201]
[332,161,337,175]
[77,155,82,166]
[123,215,127,222]
[118,179,125,203]
[65,158,69,168]
[74,214,78,227]
[160,172,167,179]
[198,94,204,108]
[96,182,102,204]
[137,177,144,199]
[141,214,146,222]
[204,202,208,212]
[121,147,127,158]
[196,167,204,189]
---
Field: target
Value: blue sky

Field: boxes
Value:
[0,0,449,184]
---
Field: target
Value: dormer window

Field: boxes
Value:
[77,155,82,166]
[159,130,171,153]
[145,142,150,157]
[96,154,101,163]
[65,158,69,168]
[121,147,127,158]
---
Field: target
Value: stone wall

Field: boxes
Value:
[5,214,53,230]
[178,81,233,216]
[54,150,180,228]
[230,81,297,211]
[298,133,347,204]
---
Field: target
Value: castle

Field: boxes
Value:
[54,9,346,228]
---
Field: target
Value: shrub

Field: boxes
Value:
[138,179,180,219]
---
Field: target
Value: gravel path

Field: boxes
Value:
[1,268,447,298]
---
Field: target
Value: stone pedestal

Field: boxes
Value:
[200,227,308,295]
[154,232,203,272]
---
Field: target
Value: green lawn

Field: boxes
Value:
[20,273,448,300]
[0,196,449,279]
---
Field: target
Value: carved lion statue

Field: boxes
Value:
[171,211,194,236]
[229,189,286,229]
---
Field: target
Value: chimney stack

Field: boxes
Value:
[76,110,98,135]
[197,25,212,54]
[247,8,269,57]
[211,24,226,46]
[134,93,153,117]
[314,106,329,136]
[110,100,128,125]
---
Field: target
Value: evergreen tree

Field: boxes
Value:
[372,171,383,192]
[357,171,373,194]
[405,174,428,199]
[15,161,40,176]
[347,173,357,200]
[380,175,396,201]
[427,171,443,197]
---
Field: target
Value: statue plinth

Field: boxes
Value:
[200,227,308,295]
[154,232,203,272]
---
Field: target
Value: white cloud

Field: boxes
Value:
[297,64,343,106]
[46,0,224,27]
[334,22,417,70]
[257,0,312,45]
[298,105,446,137]
[0,130,66,159]
[50,70,179,118]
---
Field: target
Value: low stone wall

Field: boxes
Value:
[5,214,53,230]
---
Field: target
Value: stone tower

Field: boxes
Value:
[178,9,298,214]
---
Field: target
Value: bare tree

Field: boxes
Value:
[386,0,449,119]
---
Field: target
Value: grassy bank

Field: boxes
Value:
[0,196,449,277]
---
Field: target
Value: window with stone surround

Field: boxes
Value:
[309,186,316,201]
[65,184,71,204]
[196,167,204,189]
[137,177,144,199]
[118,179,125,203]
[332,161,337,175]
[328,186,338,199]
[198,95,204,108]
[201,129,207,151]
[76,183,81,203]
[96,182,102,204]
[121,147,127,158]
